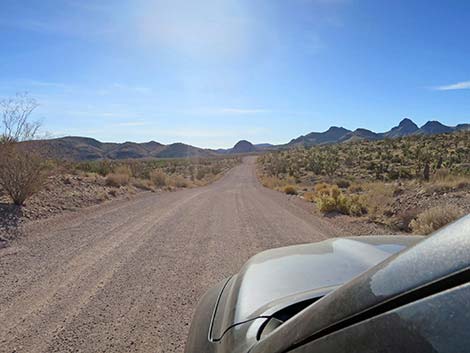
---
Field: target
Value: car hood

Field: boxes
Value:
[210,235,422,340]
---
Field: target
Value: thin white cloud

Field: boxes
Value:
[114,121,149,127]
[178,107,271,116]
[157,127,268,138]
[27,80,70,89]
[217,108,271,114]
[433,81,470,91]
[111,83,152,94]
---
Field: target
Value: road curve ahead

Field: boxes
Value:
[0,157,339,353]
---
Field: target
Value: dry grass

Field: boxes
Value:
[284,185,298,195]
[362,182,395,220]
[131,178,155,191]
[348,183,364,193]
[410,205,464,235]
[150,169,168,187]
[105,173,130,187]
[302,191,316,202]
[425,171,470,193]
[170,175,191,188]
[105,165,132,187]
[259,175,288,190]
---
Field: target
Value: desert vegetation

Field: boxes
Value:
[72,156,240,190]
[0,94,240,234]
[0,155,240,220]
[0,93,45,205]
[258,131,470,233]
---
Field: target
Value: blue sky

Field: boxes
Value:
[0,0,469,148]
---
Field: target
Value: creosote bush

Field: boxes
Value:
[150,169,168,187]
[105,173,130,187]
[0,145,45,205]
[0,93,44,205]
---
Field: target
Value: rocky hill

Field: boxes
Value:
[230,140,257,154]
[23,136,216,161]
[288,126,351,147]
[383,118,419,138]
[286,118,467,147]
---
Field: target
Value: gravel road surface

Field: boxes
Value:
[0,157,339,353]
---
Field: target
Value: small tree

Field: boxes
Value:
[0,93,44,205]
[0,145,44,205]
[1,93,40,143]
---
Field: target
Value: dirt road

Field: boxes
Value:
[0,157,340,353]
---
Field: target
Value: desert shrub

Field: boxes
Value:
[317,192,367,216]
[302,191,316,202]
[335,179,351,189]
[387,168,400,180]
[398,167,413,179]
[195,168,206,180]
[105,173,130,187]
[260,176,287,189]
[128,161,148,179]
[316,194,338,213]
[171,175,189,188]
[362,182,395,219]
[315,184,365,215]
[77,160,113,176]
[150,169,168,187]
[114,165,132,177]
[348,183,364,193]
[342,194,367,216]
[0,145,45,205]
[284,185,298,195]
[410,206,464,235]
[211,166,221,175]
[131,178,154,191]
[314,182,332,196]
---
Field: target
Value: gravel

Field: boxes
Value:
[0,157,348,353]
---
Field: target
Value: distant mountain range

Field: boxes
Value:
[24,136,217,161]
[25,118,469,160]
[285,118,470,147]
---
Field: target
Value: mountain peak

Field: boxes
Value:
[417,120,453,135]
[231,140,256,154]
[326,126,349,133]
[384,118,419,138]
[398,118,418,127]
[421,120,445,128]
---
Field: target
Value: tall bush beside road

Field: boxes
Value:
[0,93,45,205]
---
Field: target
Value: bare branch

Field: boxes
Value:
[0,92,41,143]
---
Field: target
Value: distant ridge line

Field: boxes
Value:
[22,118,469,160]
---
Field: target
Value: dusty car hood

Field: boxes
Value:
[210,236,422,340]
